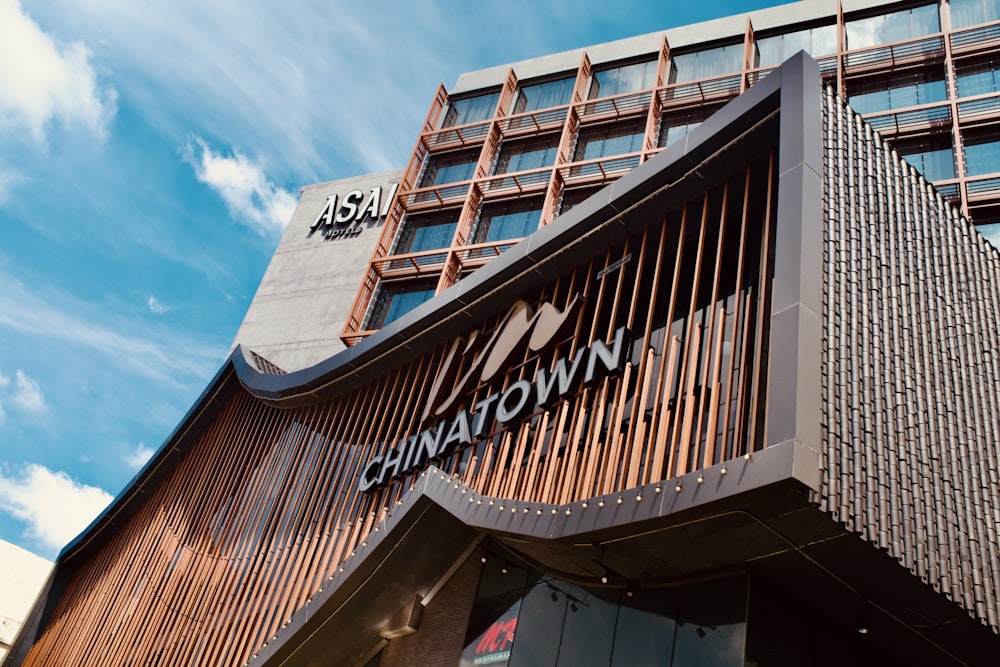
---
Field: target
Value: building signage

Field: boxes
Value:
[462,612,517,666]
[308,182,399,240]
[358,295,629,492]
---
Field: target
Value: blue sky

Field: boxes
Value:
[0,0,791,559]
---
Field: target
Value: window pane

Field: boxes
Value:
[846,4,940,49]
[956,55,1000,96]
[369,281,436,328]
[672,576,747,666]
[589,59,657,99]
[495,135,560,173]
[420,149,479,187]
[507,575,564,667]
[474,199,543,243]
[558,187,601,215]
[672,43,744,82]
[964,129,1000,175]
[460,557,529,667]
[755,24,837,67]
[610,588,678,667]
[895,135,955,181]
[442,91,500,128]
[847,68,947,114]
[395,212,457,265]
[659,104,723,148]
[951,0,1000,29]
[575,118,646,161]
[513,77,575,113]
[554,585,617,667]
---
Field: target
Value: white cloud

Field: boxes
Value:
[184,136,296,235]
[0,271,222,388]
[0,165,24,203]
[11,370,45,413]
[0,0,116,141]
[0,463,113,553]
[147,294,168,315]
[0,371,8,424]
[125,442,154,469]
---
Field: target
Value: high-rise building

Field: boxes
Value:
[8,2,1000,666]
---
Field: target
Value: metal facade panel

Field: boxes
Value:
[822,87,1000,632]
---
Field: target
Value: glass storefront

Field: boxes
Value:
[461,549,747,667]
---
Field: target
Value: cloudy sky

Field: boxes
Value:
[0,0,903,560]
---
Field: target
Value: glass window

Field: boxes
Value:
[574,118,646,161]
[672,577,747,666]
[461,557,529,667]
[847,67,947,114]
[755,24,838,67]
[659,104,723,148]
[473,198,543,243]
[956,55,1000,96]
[507,575,565,666]
[368,280,436,329]
[419,149,479,187]
[512,76,575,114]
[589,59,657,99]
[951,0,1000,28]
[395,211,458,257]
[494,134,560,174]
[964,128,1000,175]
[671,43,744,83]
[845,4,940,50]
[558,186,601,215]
[553,585,617,667]
[442,91,500,128]
[609,588,679,667]
[895,135,956,181]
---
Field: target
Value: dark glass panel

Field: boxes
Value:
[956,54,1000,97]
[964,127,1000,175]
[755,24,837,67]
[610,588,678,667]
[443,91,500,128]
[951,0,1000,29]
[845,4,939,49]
[671,44,743,83]
[589,59,657,99]
[574,118,646,161]
[895,134,955,181]
[554,584,618,667]
[473,198,543,244]
[368,279,436,329]
[847,67,947,114]
[507,574,566,667]
[672,576,747,666]
[513,77,575,114]
[495,135,560,174]
[420,149,480,187]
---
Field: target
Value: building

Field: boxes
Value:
[0,542,51,664]
[8,2,1000,665]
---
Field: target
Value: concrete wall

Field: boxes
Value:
[0,542,51,664]
[232,169,403,372]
